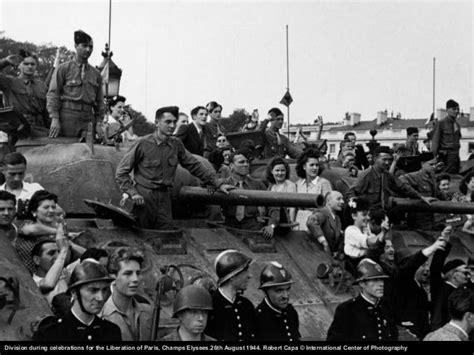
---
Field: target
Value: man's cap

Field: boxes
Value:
[446,99,459,109]
[406,127,419,136]
[374,146,393,156]
[155,106,179,120]
[74,30,92,45]
[442,259,466,275]
[268,107,283,119]
[420,152,436,163]
[108,95,126,108]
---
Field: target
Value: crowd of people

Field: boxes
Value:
[0,28,473,342]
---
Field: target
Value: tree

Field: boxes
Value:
[127,106,154,136]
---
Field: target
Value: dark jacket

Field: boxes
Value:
[205,289,257,341]
[255,298,301,341]
[431,116,461,155]
[33,311,122,341]
[326,295,398,341]
[176,122,206,156]
[394,250,430,338]
[306,206,343,255]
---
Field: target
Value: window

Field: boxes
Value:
[330,144,336,154]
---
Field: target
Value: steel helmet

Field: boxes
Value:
[214,250,252,287]
[68,260,114,292]
[173,285,213,317]
[259,261,294,289]
[354,258,389,284]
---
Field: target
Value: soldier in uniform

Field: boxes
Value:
[47,30,104,139]
[33,261,122,341]
[162,285,215,341]
[326,258,398,341]
[255,262,301,341]
[205,250,257,341]
[262,108,302,160]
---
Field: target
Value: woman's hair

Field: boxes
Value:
[265,157,290,184]
[459,171,474,195]
[348,197,370,214]
[27,190,58,220]
[208,148,225,170]
[206,101,222,113]
[295,148,324,179]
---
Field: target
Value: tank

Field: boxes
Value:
[2,138,473,341]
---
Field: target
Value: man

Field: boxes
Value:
[205,250,256,341]
[115,106,233,230]
[333,150,356,169]
[32,226,70,306]
[393,235,448,339]
[100,247,152,341]
[0,190,17,242]
[0,152,43,216]
[262,108,302,159]
[326,258,398,341]
[220,149,267,233]
[162,285,215,341]
[0,50,49,137]
[431,99,461,174]
[430,237,470,331]
[346,146,433,212]
[47,30,104,138]
[255,262,301,341]
[33,261,122,341]
[176,106,208,156]
[399,154,440,230]
[306,191,344,257]
[424,288,474,341]
[404,127,421,156]
[342,132,369,170]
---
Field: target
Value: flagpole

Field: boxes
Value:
[432,57,435,120]
[286,24,290,137]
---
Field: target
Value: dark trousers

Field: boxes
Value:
[132,184,174,230]
[60,107,94,138]
[441,151,460,174]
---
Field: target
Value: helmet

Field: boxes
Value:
[354,258,388,284]
[214,250,252,287]
[173,285,213,317]
[68,261,114,292]
[259,261,294,289]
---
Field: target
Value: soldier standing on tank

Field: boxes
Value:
[326,258,398,341]
[162,285,215,341]
[47,30,104,139]
[115,106,234,230]
[205,250,257,341]
[33,261,122,341]
[255,261,301,341]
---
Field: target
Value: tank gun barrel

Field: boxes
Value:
[388,197,474,214]
[178,186,325,208]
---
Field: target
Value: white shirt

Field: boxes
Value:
[295,177,332,196]
[33,269,69,306]
[0,181,43,208]
[344,225,371,258]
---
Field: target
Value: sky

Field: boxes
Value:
[1,0,472,125]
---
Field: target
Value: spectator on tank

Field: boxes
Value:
[208,148,231,179]
[451,172,474,235]
[264,157,296,238]
[294,148,332,232]
[204,101,225,158]
[0,190,17,243]
[32,225,70,306]
[424,288,474,341]
[173,112,189,136]
[405,127,421,156]
[215,134,230,149]
[176,106,208,156]
[340,132,369,170]
[437,173,452,200]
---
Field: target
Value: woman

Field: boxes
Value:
[452,171,474,235]
[103,95,137,145]
[343,197,388,267]
[263,157,296,238]
[294,149,332,231]
[15,190,83,274]
[216,134,230,149]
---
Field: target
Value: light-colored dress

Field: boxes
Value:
[268,180,297,226]
[294,176,332,231]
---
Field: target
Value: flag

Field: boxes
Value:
[280,90,293,107]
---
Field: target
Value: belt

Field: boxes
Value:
[61,100,93,112]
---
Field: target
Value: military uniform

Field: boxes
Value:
[326,295,398,341]
[206,289,257,341]
[263,129,302,159]
[33,310,122,341]
[255,298,300,341]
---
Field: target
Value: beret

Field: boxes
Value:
[155,106,179,120]
[74,30,92,45]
